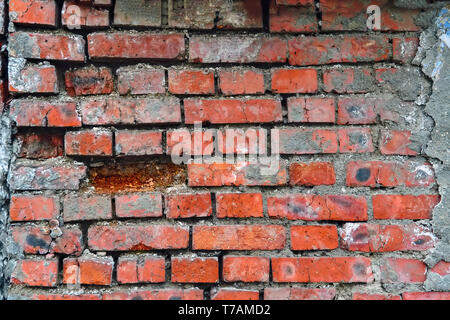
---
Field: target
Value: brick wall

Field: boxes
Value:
[2,0,449,300]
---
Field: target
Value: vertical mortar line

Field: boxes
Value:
[261,0,270,33]
[314,0,322,33]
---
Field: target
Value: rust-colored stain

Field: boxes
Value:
[89,162,186,194]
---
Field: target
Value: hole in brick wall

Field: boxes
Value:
[88,161,186,194]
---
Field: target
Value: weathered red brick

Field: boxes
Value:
[63,194,112,222]
[166,129,215,156]
[165,194,212,219]
[288,36,390,66]
[12,225,52,254]
[11,259,58,287]
[9,63,58,94]
[189,35,286,63]
[117,255,165,284]
[353,293,402,300]
[88,224,189,251]
[115,193,163,218]
[337,97,378,125]
[380,258,427,283]
[17,133,63,159]
[287,97,335,123]
[117,67,165,95]
[393,37,419,64]
[216,193,264,218]
[33,294,102,301]
[188,162,287,187]
[63,256,113,286]
[65,130,113,156]
[380,130,418,155]
[289,162,336,186]
[339,223,436,252]
[272,257,373,283]
[402,292,450,300]
[65,66,113,96]
[62,1,109,28]
[277,129,338,154]
[88,33,185,60]
[172,257,218,283]
[264,288,336,300]
[168,69,215,95]
[113,0,160,27]
[271,69,318,93]
[193,225,286,250]
[267,195,368,221]
[223,256,270,283]
[323,68,374,93]
[184,98,282,124]
[338,128,374,153]
[373,195,440,220]
[276,0,314,5]
[212,289,259,301]
[9,32,85,61]
[218,68,265,96]
[291,225,339,251]
[115,130,163,156]
[51,226,83,256]
[10,0,56,26]
[10,195,60,221]
[217,128,267,155]
[270,2,317,33]
[103,289,203,300]
[10,100,81,127]
[80,98,181,125]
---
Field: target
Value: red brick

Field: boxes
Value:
[188,162,287,187]
[115,193,162,219]
[430,261,450,277]
[339,223,436,252]
[88,33,185,60]
[277,128,338,155]
[337,97,378,125]
[9,32,85,61]
[17,133,63,159]
[218,69,265,96]
[217,128,267,155]
[393,37,419,64]
[167,129,215,157]
[380,258,427,283]
[216,1,263,29]
[33,294,102,301]
[65,67,113,96]
[117,255,165,284]
[65,130,113,156]
[12,225,52,254]
[346,161,435,188]
[11,259,58,287]
[88,224,189,251]
[289,162,336,186]
[320,0,420,32]
[10,195,59,221]
[380,130,418,155]
[103,289,203,300]
[276,0,314,5]
[9,63,58,94]
[271,69,318,93]
[291,225,339,251]
[168,69,215,95]
[115,130,163,156]
[193,225,286,250]
[353,293,402,300]
[63,256,113,286]
[62,1,109,28]
[323,68,374,93]
[165,194,212,219]
[171,257,218,283]
[212,289,259,301]
[216,193,264,218]
[288,36,390,66]
[373,195,440,220]
[189,35,286,63]
[10,101,81,127]
[267,195,368,221]
[117,67,165,95]
[10,0,56,26]
[287,97,335,123]
[338,128,374,153]
[270,2,317,33]
[80,98,181,125]
[184,98,282,124]
[403,292,450,300]
[264,288,336,300]
[10,163,87,191]
[51,226,83,256]
[63,194,112,222]
[223,256,270,283]
[272,257,373,283]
